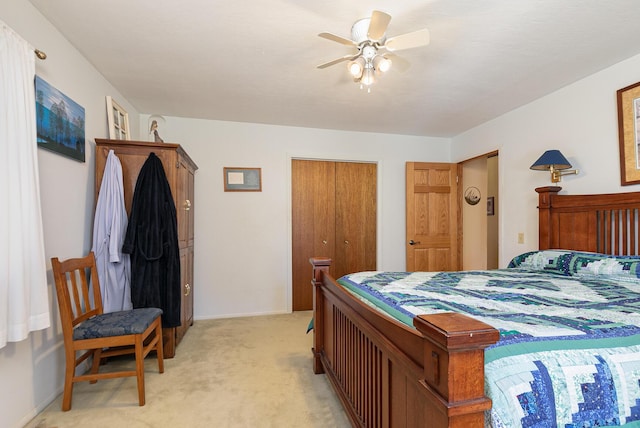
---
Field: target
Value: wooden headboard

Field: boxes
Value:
[537,186,640,255]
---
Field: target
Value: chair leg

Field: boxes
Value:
[155,320,164,373]
[135,335,145,406]
[90,348,102,384]
[61,354,75,411]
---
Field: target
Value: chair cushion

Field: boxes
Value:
[73,307,163,340]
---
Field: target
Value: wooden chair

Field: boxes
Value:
[51,252,164,411]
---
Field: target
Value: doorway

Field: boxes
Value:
[459,152,499,270]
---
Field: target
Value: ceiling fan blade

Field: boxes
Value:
[385,53,411,73]
[368,10,391,41]
[318,32,356,46]
[317,55,356,69]
[385,28,430,52]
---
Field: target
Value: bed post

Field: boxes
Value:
[310,257,331,375]
[414,313,499,427]
[536,186,562,250]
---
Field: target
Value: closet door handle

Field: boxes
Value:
[409,240,420,245]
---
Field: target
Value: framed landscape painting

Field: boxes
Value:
[35,75,86,162]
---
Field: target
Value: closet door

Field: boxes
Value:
[291,160,336,311]
[334,162,377,278]
[291,159,377,311]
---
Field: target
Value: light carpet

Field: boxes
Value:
[26,311,350,428]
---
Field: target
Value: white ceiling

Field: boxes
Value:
[29,0,640,137]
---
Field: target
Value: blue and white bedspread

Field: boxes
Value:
[337,250,640,428]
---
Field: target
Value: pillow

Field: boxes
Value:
[508,249,575,275]
[510,250,640,281]
[563,252,640,279]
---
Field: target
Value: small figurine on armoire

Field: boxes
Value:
[149,120,164,142]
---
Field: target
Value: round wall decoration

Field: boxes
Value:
[464,187,481,205]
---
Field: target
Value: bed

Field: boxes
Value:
[309,186,640,427]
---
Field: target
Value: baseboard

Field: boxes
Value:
[194,309,292,321]
[16,384,63,428]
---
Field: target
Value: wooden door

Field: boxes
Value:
[406,162,458,271]
[334,162,377,278]
[291,160,336,311]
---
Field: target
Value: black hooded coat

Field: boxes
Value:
[122,152,181,327]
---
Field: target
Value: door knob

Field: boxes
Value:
[409,240,421,245]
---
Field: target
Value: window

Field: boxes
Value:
[106,96,130,140]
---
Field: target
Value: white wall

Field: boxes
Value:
[1,1,139,427]
[138,116,451,319]
[452,53,640,267]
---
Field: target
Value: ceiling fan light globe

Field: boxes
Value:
[362,67,375,86]
[374,56,392,73]
[347,58,364,77]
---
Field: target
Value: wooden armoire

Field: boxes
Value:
[95,139,197,358]
[291,159,376,311]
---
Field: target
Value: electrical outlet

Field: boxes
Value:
[518,233,525,244]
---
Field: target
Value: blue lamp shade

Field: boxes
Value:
[530,150,572,171]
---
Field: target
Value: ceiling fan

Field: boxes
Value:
[317,10,430,89]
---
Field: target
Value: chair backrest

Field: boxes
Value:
[51,252,104,338]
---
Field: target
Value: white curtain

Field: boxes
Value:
[0,21,50,348]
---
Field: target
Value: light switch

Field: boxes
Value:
[518,233,525,244]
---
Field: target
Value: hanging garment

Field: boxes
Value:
[91,149,132,313]
[0,21,50,348]
[123,153,180,327]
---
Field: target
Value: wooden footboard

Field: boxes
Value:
[311,258,499,428]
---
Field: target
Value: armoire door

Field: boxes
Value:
[177,157,196,248]
[176,158,195,345]
[291,159,376,311]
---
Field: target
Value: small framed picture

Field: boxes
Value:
[224,167,262,192]
[487,196,495,216]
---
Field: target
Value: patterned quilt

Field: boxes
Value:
[337,250,640,428]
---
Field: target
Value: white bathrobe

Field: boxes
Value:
[92,150,132,312]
